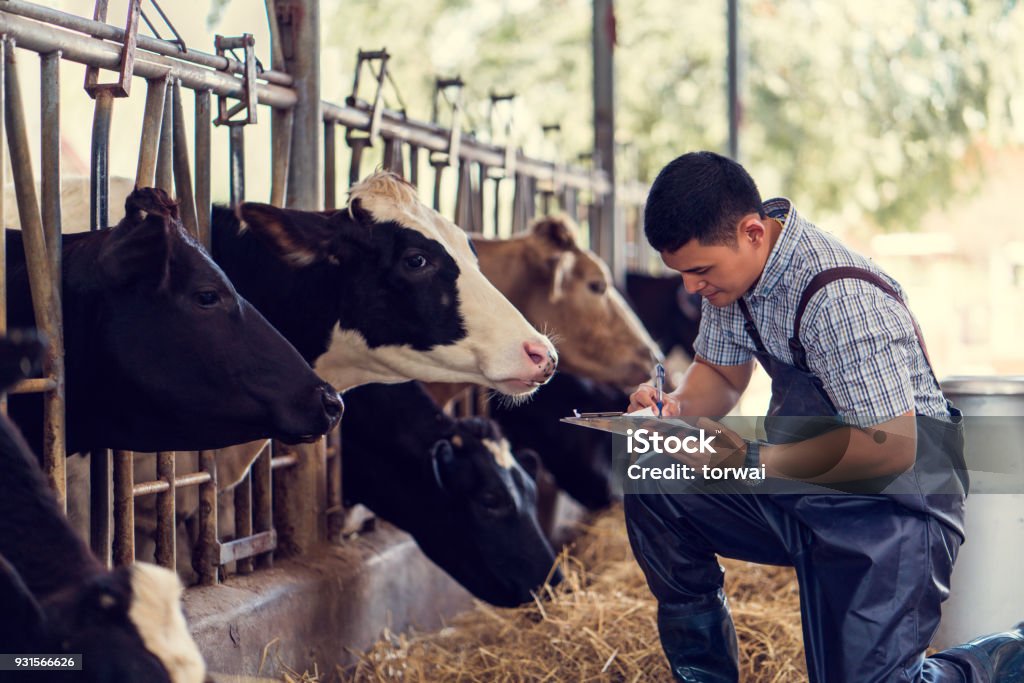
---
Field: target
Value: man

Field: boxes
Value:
[625,151,1024,682]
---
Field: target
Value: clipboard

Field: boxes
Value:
[561,409,704,437]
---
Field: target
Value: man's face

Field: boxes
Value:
[659,215,771,307]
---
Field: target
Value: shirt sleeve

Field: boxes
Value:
[801,289,917,426]
[693,303,753,366]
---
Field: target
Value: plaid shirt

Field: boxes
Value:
[694,198,947,424]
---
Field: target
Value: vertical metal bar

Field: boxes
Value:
[233,474,253,574]
[592,0,619,280]
[274,440,326,556]
[382,136,403,176]
[194,90,212,248]
[39,49,67,515]
[5,40,65,508]
[431,163,445,212]
[90,95,114,231]
[171,80,199,239]
[454,160,472,229]
[155,79,174,194]
[154,451,176,568]
[282,0,321,210]
[0,41,6,413]
[727,0,740,161]
[252,443,273,570]
[229,125,245,208]
[408,145,419,189]
[347,137,367,189]
[135,77,167,188]
[270,108,292,206]
[474,163,485,234]
[195,449,219,585]
[326,427,342,541]
[90,451,112,567]
[113,450,135,566]
[323,121,336,209]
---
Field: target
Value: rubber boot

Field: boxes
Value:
[931,622,1024,682]
[657,590,739,683]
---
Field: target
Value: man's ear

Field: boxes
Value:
[739,214,768,245]
[97,213,173,288]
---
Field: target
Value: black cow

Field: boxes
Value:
[490,372,628,510]
[6,189,342,455]
[624,272,703,359]
[210,171,557,395]
[0,331,208,683]
[340,382,561,607]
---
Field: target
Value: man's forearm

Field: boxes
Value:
[759,413,917,483]
[674,359,749,417]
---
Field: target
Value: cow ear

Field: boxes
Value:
[531,216,578,251]
[514,448,542,481]
[0,330,45,392]
[239,203,337,268]
[0,555,48,646]
[429,439,459,493]
[97,212,173,289]
[547,251,576,303]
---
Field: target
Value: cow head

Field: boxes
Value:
[473,215,661,389]
[427,417,562,606]
[236,171,557,396]
[74,188,342,452]
[1,562,207,683]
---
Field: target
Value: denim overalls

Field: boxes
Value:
[624,267,1002,682]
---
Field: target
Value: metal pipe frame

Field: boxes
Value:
[155,78,174,193]
[171,80,199,239]
[135,76,167,188]
[154,451,176,568]
[1,0,293,87]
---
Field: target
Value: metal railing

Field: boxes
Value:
[0,0,645,588]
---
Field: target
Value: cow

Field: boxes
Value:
[211,170,558,395]
[470,215,661,388]
[489,372,629,510]
[0,331,208,683]
[340,382,561,607]
[6,188,342,457]
[623,271,703,359]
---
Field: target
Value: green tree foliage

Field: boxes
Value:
[318,0,1024,230]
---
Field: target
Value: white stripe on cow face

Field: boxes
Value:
[128,564,207,683]
[483,437,515,469]
[317,172,557,396]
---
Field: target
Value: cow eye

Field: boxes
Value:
[194,290,221,308]
[404,253,428,270]
[588,280,607,295]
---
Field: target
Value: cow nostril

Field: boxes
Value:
[321,387,344,421]
[524,341,548,367]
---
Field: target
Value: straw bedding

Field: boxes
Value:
[338,506,806,682]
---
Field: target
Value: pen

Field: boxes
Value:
[655,363,665,417]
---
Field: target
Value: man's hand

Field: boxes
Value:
[628,384,681,416]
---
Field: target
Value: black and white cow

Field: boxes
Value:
[211,171,557,395]
[6,188,342,456]
[341,382,561,607]
[624,271,703,359]
[490,372,628,510]
[0,331,208,683]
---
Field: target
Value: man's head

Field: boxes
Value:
[645,151,778,307]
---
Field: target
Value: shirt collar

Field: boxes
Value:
[747,197,802,299]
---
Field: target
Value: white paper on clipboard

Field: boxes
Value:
[561,410,703,437]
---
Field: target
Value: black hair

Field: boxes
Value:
[644,151,765,252]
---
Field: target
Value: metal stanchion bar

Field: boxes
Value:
[195,449,219,585]
[135,77,167,187]
[323,121,336,209]
[234,474,253,574]
[270,107,292,206]
[252,443,273,570]
[133,470,211,496]
[0,2,293,86]
[4,39,65,507]
[171,80,199,239]
[112,450,135,565]
[194,90,211,247]
[155,79,173,193]
[229,125,245,208]
[154,451,176,568]
[347,136,368,189]
[0,13,297,109]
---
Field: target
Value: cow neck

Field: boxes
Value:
[210,207,339,364]
[0,416,102,598]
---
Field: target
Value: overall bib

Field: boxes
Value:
[624,267,1019,682]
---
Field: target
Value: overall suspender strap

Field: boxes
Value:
[736,297,770,354]
[790,266,935,374]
